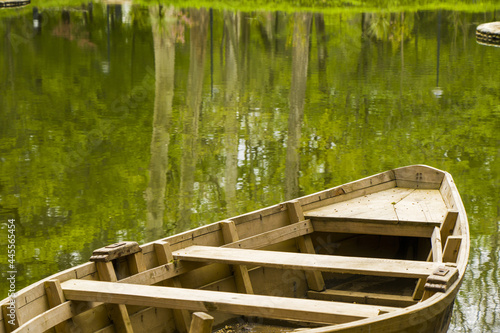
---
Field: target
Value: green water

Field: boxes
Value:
[0,3,499,331]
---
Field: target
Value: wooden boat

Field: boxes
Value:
[0,165,469,333]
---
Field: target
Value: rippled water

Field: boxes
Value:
[0,3,499,331]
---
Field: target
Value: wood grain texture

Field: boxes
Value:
[174,246,439,279]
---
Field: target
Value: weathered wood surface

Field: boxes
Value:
[60,280,399,325]
[9,302,74,333]
[305,188,447,224]
[220,221,254,294]
[174,246,440,279]
[154,241,191,333]
[222,219,313,249]
[431,227,443,263]
[307,290,417,308]
[44,280,75,333]
[188,313,214,333]
[95,261,133,333]
[287,200,325,291]
[309,217,439,237]
[90,242,142,262]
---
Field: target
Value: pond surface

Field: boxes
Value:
[0,3,499,332]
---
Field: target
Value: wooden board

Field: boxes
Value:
[305,188,448,224]
[309,217,439,238]
[189,313,214,333]
[173,246,440,279]
[222,220,313,249]
[11,302,73,333]
[61,280,399,325]
[307,290,417,308]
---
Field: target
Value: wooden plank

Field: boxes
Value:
[118,260,204,286]
[431,227,443,263]
[440,210,459,243]
[222,220,313,249]
[220,221,254,294]
[305,188,413,221]
[393,189,448,222]
[307,290,417,308]
[393,165,444,189]
[128,252,147,275]
[44,280,76,333]
[442,236,462,263]
[154,241,191,333]
[188,312,214,333]
[287,200,325,291]
[302,180,397,212]
[309,217,439,238]
[395,180,442,189]
[61,280,399,325]
[174,246,439,279]
[10,302,73,333]
[71,303,111,333]
[95,261,133,333]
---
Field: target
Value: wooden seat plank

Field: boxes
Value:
[61,280,399,325]
[173,246,439,279]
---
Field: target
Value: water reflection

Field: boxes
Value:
[220,11,238,218]
[145,5,177,240]
[0,5,499,332]
[285,12,312,200]
[178,8,208,231]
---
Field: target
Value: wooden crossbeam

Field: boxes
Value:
[61,280,399,325]
[308,216,440,238]
[220,220,254,294]
[173,246,440,279]
[287,200,325,291]
[307,290,417,308]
